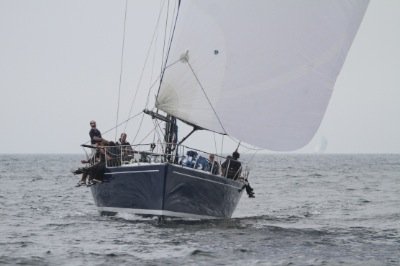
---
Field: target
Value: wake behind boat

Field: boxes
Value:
[73,1,369,219]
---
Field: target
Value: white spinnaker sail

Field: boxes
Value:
[156,0,369,151]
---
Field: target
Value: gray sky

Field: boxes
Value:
[0,0,399,154]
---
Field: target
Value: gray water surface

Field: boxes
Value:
[0,154,399,265]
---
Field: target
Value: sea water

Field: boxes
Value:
[0,154,399,265]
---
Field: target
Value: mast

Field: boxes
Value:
[143,109,177,162]
[165,115,178,162]
[156,0,181,161]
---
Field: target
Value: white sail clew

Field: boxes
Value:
[156,0,370,151]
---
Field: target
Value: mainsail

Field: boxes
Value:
[156,0,370,151]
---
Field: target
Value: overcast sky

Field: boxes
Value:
[0,0,399,154]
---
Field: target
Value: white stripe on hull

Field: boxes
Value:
[97,206,218,220]
[173,171,242,190]
[104,170,160,175]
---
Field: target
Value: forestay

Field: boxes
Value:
[156,0,370,151]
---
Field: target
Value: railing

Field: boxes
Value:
[82,143,249,181]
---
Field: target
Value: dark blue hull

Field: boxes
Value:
[90,163,244,219]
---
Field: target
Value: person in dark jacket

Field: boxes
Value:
[117,133,134,161]
[89,120,102,144]
[221,151,242,180]
[207,154,220,175]
[74,139,117,185]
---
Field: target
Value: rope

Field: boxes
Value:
[132,113,146,144]
[137,126,157,144]
[124,0,167,131]
[130,75,161,144]
[160,0,170,76]
[125,0,179,145]
[246,149,260,167]
[156,0,181,98]
[137,119,164,147]
[213,133,218,155]
[186,61,228,135]
[220,135,225,164]
[145,76,161,109]
[83,111,143,145]
[115,0,129,141]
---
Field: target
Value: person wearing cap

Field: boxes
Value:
[89,120,102,145]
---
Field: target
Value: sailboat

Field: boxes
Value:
[80,0,370,219]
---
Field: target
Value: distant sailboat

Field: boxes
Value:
[78,0,370,219]
[315,136,328,153]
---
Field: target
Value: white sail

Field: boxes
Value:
[156,0,369,151]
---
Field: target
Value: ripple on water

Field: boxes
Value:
[0,154,399,265]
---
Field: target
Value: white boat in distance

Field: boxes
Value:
[78,0,370,219]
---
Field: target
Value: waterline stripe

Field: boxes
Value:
[173,171,242,190]
[105,170,159,175]
[97,206,217,220]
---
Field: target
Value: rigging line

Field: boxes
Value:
[137,126,156,144]
[116,110,143,129]
[129,75,161,143]
[124,0,167,131]
[148,26,159,107]
[153,119,165,150]
[145,76,161,108]
[137,119,163,146]
[151,58,182,108]
[213,133,218,156]
[143,49,181,110]
[131,112,146,144]
[163,57,182,69]
[148,0,175,103]
[160,0,178,77]
[130,75,161,145]
[115,0,129,141]
[160,0,170,81]
[226,134,264,151]
[213,132,225,162]
[156,0,181,98]
[145,56,179,110]
[152,118,157,144]
[149,0,166,91]
[213,133,223,166]
[129,74,161,144]
[83,111,143,144]
[155,119,165,138]
[187,61,228,135]
[246,149,260,168]
[220,135,224,163]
